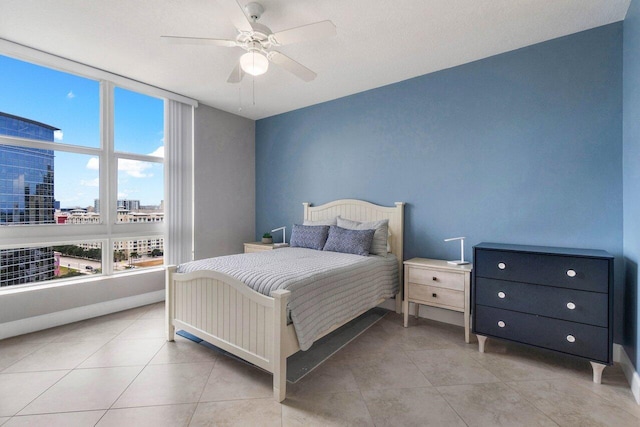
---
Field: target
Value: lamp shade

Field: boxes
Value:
[240,51,269,76]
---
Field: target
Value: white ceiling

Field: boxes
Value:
[0,0,631,120]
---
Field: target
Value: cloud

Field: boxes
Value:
[119,158,153,178]
[80,178,99,187]
[86,157,99,170]
[67,91,75,99]
[149,146,164,158]
[54,130,63,141]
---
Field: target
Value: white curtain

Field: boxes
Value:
[165,100,194,266]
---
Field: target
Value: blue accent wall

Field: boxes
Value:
[256,24,624,338]
[624,0,640,371]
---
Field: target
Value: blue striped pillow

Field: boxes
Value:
[323,225,375,256]
[289,224,330,250]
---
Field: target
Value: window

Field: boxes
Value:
[0,53,170,289]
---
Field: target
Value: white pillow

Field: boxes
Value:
[337,217,389,256]
[303,216,338,226]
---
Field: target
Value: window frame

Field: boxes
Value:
[0,46,192,287]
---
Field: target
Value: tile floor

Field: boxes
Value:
[0,302,638,426]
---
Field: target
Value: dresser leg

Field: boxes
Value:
[477,335,487,353]
[590,361,606,384]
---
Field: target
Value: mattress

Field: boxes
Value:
[177,247,399,350]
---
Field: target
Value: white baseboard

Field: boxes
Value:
[614,343,640,405]
[0,290,165,340]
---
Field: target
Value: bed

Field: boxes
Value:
[165,199,404,402]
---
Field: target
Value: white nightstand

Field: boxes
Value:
[403,258,473,343]
[243,242,289,253]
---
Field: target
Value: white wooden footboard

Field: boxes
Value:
[166,265,290,402]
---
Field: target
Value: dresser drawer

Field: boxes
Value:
[474,249,609,293]
[408,283,464,310]
[474,305,609,362]
[475,278,608,327]
[408,267,464,291]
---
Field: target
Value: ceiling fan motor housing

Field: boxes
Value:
[245,2,264,21]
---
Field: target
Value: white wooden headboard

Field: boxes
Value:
[303,199,405,312]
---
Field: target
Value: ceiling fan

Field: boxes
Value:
[161,1,336,83]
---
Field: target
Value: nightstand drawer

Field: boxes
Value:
[408,283,464,310]
[475,305,608,363]
[475,278,608,327]
[408,267,464,291]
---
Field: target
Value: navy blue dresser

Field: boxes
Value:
[472,242,614,383]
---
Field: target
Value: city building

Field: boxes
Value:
[0,112,57,287]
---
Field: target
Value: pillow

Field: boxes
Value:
[337,217,389,256]
[303,216,338,226]
[323,225,375,256]
[289,224,330,250]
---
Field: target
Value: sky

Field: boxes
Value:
[0,54,164,209]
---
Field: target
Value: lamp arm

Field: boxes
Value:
[271,226,286,244]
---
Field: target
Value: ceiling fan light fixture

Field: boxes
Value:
[240,51,269,76]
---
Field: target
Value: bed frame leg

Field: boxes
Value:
[166,266,176,342]
[272,289,290,402]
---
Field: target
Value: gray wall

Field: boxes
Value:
[623,0,640,371]
[256,24,624,338]
[194,103,256,259]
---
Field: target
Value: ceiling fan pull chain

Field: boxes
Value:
[252,77,256,106]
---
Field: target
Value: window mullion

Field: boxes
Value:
[101,81,115,275]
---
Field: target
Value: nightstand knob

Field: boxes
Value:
[497,320,506,328]
[566,269,577,278]
[432,293,437,298]
[566,334,576,343]
[566,302,576,310]
[498,262,506,270]
[497,291,506,299]
[432,276,437,281]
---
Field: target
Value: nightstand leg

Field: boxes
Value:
[414,303,420,319]
[590,361,606,384]
[464,311,470,344]
[477,335,487,353]
[403,299,409,327]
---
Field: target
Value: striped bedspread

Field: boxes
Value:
[177,247,399,351]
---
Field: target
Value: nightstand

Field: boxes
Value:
[243,242,289,253]
[403,258,473,343]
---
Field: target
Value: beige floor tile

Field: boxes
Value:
[2,340,107,373]
[0,341,47,372]
[4,410,105,427]
[113,362,214,408]
[469,348,565,382]
[507,379,640,426]
[406,348,501,386]
[348,351,431,390]
[332,323,400,360]
[138,302,165,319]
[19,366,142,414]
[0,323,81,346]
[199,356,272,401]
[287,359,359,397]
[361,386,467,426]
[282,391,374,427]
[52,319,135,343]
[0,371,68,416]
[569,373,640,418]
[97,403,196,427]
[191,399,281,427]
[115,318,166,340]
[438,382,558,427]
[0,417,9,426]
[79,337,166,368]
[149,336,219,365]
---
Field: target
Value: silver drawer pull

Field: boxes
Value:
[497,291,506,299]
[566,334,576,343]
[497,320,506,328]
[498,262,506,270]
[566,269,576,278]
[566,302,576,310]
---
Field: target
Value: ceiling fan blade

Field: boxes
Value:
[268,51,317,82]
[216,0,253,33]
[227,62,245,83]
[271,20,336,46]
[161,35,238,47]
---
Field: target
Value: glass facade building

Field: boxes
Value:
[0,112,57,287]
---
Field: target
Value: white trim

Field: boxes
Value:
[614,343,640,405]
[0,38,198,107]
[0,290,164,340]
